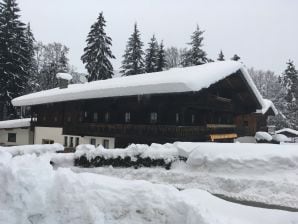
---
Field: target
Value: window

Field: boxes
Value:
[67,116,71,122]
[175,113,180,123]
[70,137,74,147]
[8,133,16,143]
[150,112,158,123]
[64,136,68,147]
[54,116,58,122]
[125,112,131,123]
[93,112,98,122]
[103,139,109,149]
[191,114,195,124]
[244,121,249,127]
[75,137,79,146]
[105,112,110,122]
[90,138,96,146]
[42,139,54,144]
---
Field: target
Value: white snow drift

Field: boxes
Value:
[0,150,297,224]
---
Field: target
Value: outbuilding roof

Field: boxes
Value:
[0,118,31,129]
[12,61,276,115]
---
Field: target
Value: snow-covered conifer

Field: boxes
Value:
[157,41,167,72]
[81,12,115,81]
[181,25,208,67]
[217,50,225,61]
[121,23,145,76]
[145,35,159,73]
[0,0,30,117]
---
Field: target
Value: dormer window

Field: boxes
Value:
[125,112,131,123]
[191,114,195,124]
[93,112,98,122]
[175,113,180,123]
[105,112,110,122]
[150,112,158,123]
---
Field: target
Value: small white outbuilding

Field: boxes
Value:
[0,118,34,146]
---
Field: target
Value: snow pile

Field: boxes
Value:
[56,72,72,81]
[0,150,297,224]
[272,134,291,143]
[254,131,272,141]
[185,143,298,173]
[0,118,31,129]
[0,143,63,156]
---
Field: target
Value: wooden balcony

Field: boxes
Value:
[62,123,245,141]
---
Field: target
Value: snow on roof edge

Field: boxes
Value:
[12,61,272,115]
[0,118,31,129]
[276,128,298,136]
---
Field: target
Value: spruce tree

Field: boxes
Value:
[145,35,159,73]
[157,41,166,72]
[181,25,208,67]
[121,23,145,76]
[24,23,38,93]
[81,12,115,81]
[217,50,225,61]
[231,54,240,61]
[0,0,30,117]
[281,60,298,103]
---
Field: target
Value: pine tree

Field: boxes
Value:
[181,25,208,67]
[231,54,240,61]
[0,0,30,117]
[81,12,115,81]
[280,60,298,129]
[217,50,225,61]
[281,60,298,103]
[121,23,145,76]
[145,35,159,73]
[24,23,38,93]
[157,41,166,72]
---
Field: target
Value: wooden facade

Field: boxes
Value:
[30,70,270,148]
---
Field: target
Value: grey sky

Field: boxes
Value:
[18,0,298,74]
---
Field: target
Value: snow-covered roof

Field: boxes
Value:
[12,61,272,114]
[256,99,278,115]
[56,73,72,81]
[276,128,298,136]
[0,118,31,129]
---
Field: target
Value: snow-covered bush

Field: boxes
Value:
[255,131,272,143]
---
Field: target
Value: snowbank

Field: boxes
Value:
[0,143,63,156]
[184,142,298,173]
[0,150,297,224]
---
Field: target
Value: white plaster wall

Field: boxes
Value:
[34,127,64,145]
[63,135,115,149]
[0,128,31,146]
[34,126,115,148]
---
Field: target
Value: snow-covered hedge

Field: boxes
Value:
[74,143,183,169]
[0,150,297,224]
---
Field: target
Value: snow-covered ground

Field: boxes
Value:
[69,142,298,209]
[0,148,297,224]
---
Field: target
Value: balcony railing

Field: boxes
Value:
[62,123,247,140]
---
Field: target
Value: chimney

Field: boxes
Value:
[56,73,72,89]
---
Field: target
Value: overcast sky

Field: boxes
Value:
[18,0,298,74]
